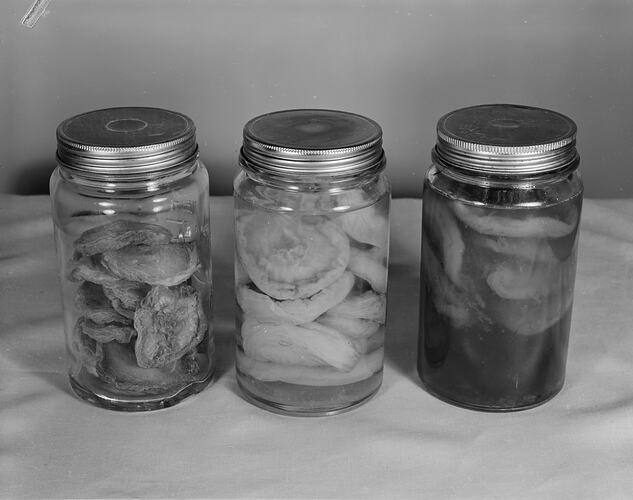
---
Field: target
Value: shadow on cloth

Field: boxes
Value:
[383,261,421,386]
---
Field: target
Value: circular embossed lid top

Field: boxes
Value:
[56,107,198,177]
[240,109,385,178]
[433,104,579,176]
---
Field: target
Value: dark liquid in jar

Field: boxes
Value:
[418,185,581,411]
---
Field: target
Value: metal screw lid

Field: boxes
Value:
[433,104,579,177]
[56,107,199,179]
[240,109,385,179]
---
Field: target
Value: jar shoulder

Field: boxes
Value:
[53,160,208,199]
[234,171,391,214]
[50,161,210,226]
[425,165,583,209]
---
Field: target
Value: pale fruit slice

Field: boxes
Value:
[486,260,557,301]
[437,206,465,286]
[476,234,558,263]
[422,238,484,329]
[316,314,382,339]
[347,247,388,294]
[451,201,577,239]
[492,291,574,336]
[236,212,350,300]
[336,201,389,248]
[241,318,360,371]
[236,272,355,325]
[490,258,576,335]
[350,327,385,354]
[234,259,250,287]
[327,290,387,322]
[237,348,384,386]
[424,197,466,287]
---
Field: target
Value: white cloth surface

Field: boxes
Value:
[1,195,632,499]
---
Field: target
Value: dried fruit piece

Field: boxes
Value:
[74,282,132,325]
[347,247,388,294]
[102,280,150,310]
[236,212,350,300]
[69,257,119,285]
[236,272,355,325]
[71,321,103,375]
[76,317,136,344]
[237,348,384,386]
[102,243,199,287]
[110,301,136,321]
[74,219,173,256]
[327,290,387,322]
[133,285,207,368]
[180,350,202,376]
[98,341,195,394]
[241,318,360,371]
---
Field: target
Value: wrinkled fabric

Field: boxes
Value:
[1,195,632,499]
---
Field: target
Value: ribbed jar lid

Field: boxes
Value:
[56,107,198,178]
[433,104,579,176]
[240,109,385,178]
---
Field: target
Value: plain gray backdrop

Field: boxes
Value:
[1,0,632,197]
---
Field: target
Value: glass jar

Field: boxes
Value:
[418,104,583,411]
[233,109,390,416]
[50,107,214,411]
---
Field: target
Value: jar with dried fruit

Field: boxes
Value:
[418,104,583,411]
[234,109,390,416]
[50,107,213,411]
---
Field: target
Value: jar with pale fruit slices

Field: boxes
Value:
[50,107,214,411]
[418,104,583,411]
[234,109,390,416]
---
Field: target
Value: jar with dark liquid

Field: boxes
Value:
[233,109,390,416]
[418,104,583,411]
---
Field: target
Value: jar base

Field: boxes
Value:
[420,380,563,413]
[236,370,382,417]
[69,369,214,412]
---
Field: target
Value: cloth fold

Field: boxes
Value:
[1,195,632,499]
